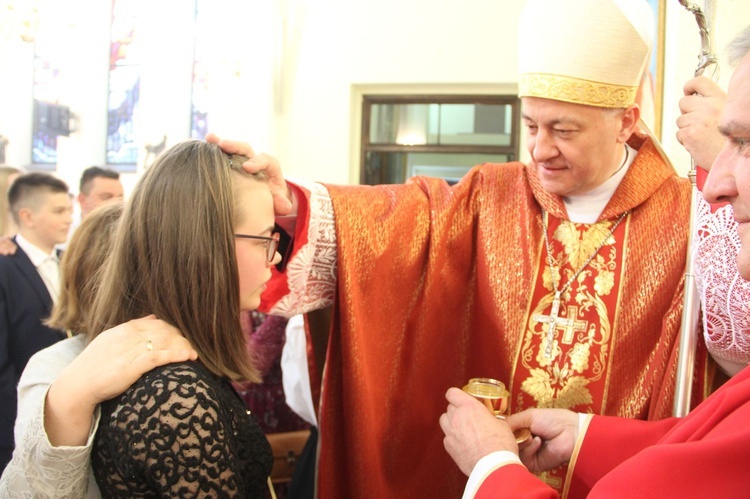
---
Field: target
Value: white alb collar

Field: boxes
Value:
[563,144,636,224]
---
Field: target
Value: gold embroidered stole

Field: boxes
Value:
[513,215,628,412]
[512,215,629,492]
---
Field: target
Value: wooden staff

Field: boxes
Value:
[673,0,719,417]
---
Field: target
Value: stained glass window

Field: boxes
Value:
[106,0,141,166]
[32,24,64,165]
[190,0,209,139]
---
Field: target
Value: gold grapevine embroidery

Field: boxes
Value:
[522,218,623,409]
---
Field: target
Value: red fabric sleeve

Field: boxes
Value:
[586,434,750,497]
[566,416,677,497]
[469,370,750,498]
[259,181,310,311]
[570,368,750,498]
[475,464,558,499]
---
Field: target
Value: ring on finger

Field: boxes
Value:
[146,340,154,352]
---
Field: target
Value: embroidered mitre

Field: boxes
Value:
[518,0,653,109]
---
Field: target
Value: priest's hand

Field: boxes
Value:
[440,387,519,476]
[676,76,726,171]
[506,408,579,474]
[205,133,294,216]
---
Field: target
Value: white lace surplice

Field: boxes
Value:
[694,197,750,375]
[270,183,337,317]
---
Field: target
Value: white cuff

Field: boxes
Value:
[462,451,522,499]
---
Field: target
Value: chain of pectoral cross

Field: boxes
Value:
[534,210,629,359]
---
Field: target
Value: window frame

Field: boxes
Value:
[360,94,520,185]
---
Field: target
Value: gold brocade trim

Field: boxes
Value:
[554,221,620,274]
[600,213,631,415]
[561,413,594,499]
[509,213,547,398]
[519,73,637,108]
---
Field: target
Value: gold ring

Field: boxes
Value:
[146,340,154,352]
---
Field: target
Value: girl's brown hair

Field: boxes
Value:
[86,140,261,383]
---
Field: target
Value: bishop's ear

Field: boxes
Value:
[618,104,641,143]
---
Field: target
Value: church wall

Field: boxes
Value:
[270,0,518,184]
[1,0,750,193]
[0,0,277,200]
[280,0,750,183]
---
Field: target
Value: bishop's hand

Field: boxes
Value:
[206,133,294,216]
[506,408,579,474]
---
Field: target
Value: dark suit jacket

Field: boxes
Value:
[0,240,65,472]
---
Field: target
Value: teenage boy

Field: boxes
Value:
[0,172,72,472]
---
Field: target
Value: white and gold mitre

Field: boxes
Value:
[518,0,653,108]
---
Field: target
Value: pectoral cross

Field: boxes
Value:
[561,305,588,344]
[532,291,574,359]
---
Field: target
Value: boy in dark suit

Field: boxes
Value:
[0,173,72,472]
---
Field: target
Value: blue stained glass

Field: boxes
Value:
[106,0,140,166]
[32,37,63,165]
[106,72,140,165]
[190,0,208,139]
[32,131,57,164]
[191,105,209,140]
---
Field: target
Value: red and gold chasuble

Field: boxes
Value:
[264,134,713,499]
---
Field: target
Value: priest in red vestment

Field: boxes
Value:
[215,0,712,496]
[441,23,750,499]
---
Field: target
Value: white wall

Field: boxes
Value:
[276,0,750,183]
[270,0,520,184]
[2,0,749,190]
[0,37,34,170]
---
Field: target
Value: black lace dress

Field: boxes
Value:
[92,361,273,498]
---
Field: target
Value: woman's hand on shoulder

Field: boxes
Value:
[53,315,197,409]
[0,236,17,255]
[44,316,197,447]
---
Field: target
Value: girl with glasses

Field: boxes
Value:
[87,140,280,497]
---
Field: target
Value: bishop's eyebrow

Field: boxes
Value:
[521,114,581,127]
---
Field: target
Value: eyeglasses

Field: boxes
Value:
[234,232,280,263]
